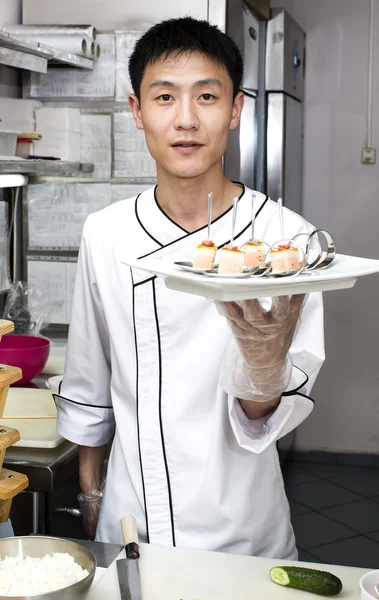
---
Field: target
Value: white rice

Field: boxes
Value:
[0,552,89,596]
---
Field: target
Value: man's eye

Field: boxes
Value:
[201,94,215,101]
[158,94,172,101]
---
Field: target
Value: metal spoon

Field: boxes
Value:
[251,193,256,240]
[207,192,213,241]
[230,196,239,245]
[374,583,379,597]
[278,196,284,238]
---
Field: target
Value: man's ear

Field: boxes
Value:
[129,94,144,130]
[229,91,244,131]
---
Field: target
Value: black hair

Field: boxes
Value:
[129,16,243,101]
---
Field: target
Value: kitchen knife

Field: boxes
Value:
[117,515,142,600]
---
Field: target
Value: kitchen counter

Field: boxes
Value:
[87,542,372,600]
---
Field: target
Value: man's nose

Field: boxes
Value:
[174,98,199,130]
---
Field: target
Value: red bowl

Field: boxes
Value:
[0,335,50,385]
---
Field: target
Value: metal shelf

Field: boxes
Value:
[0,32,94,73]
[30,176,157,184]
[0,32,52,58]
[0,45,48,74]
[0,160,94,177]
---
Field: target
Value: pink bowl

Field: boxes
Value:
[0,335,50,385]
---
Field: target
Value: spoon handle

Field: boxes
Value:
[207,193,213,241]
[231,197,238,245]
[251,194,256,240]
[278,197,284,239]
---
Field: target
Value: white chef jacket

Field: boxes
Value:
[55,184,325,559]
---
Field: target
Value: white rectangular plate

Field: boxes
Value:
[124,254,379,301]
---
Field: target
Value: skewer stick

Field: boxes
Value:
[231,197,239,245]
[278,197,284,240]
[251,194,256,240]
[207,193,213,241]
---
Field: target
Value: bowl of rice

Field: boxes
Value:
[0,536,96,599]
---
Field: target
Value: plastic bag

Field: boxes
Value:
[3,281,63,336]
[77,470,107,540]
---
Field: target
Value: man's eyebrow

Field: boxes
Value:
[149,78,223,89]
[149,80,176,89]
[193,78,223,88]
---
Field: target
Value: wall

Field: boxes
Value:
[22,0,208,30]
[271,0,379,453]
[0,0,22,98]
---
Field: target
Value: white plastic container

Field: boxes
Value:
[16,138,33,159]
[0,130,20,157]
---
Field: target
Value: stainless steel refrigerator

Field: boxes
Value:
[224,3,306,217]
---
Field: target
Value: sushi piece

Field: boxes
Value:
[193,240,217,269]
[243,241,267,268]
[218,245,244,274]
[270,243,301,272]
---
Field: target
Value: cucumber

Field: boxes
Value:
[270,566,343,596]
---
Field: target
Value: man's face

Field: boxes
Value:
[129,51,244,180]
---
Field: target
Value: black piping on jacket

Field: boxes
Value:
[136,183,269,260]
[131,272,176,546]
[131,268,151,543]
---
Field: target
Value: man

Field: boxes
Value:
[55,16,324,559]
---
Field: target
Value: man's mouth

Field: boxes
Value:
[171,141,204,152]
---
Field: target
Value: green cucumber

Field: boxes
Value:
[270,566,343,596]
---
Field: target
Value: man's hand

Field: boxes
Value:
[217,295,305,406]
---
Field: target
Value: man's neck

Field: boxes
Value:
[155,165,243,233]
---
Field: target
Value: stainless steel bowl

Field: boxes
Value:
[0,536,96,600]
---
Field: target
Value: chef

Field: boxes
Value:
[55,16,324,559]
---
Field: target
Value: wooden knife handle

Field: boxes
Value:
[120,515,140,559]
[0,321,14,340]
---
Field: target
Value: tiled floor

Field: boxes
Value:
[282,460,379,568]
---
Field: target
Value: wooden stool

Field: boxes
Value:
[0,320,28,522]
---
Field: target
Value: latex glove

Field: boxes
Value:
[217,295,305,402]
[77,490,103,540]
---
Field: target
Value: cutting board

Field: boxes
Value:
[88,543,371,600]
[0,388,63,448]
[2,388,56,419]
[92,568,106,587]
